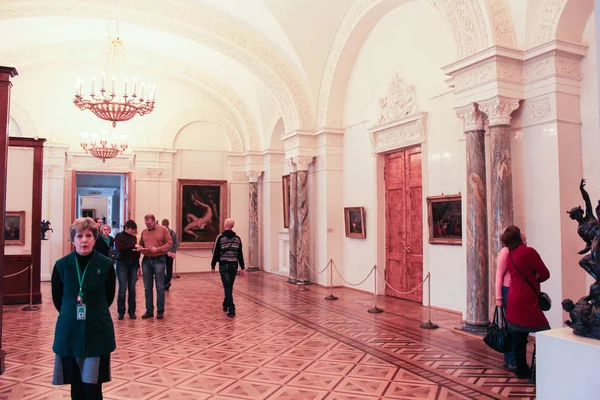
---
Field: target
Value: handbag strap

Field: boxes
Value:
[508,251,540,297]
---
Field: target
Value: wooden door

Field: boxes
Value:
[384,146,423,302]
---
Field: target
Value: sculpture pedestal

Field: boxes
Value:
[537,327,600,399]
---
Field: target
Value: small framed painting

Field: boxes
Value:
[5,211,25,246]
[344,207,366,239]
[282,175,290,228]
[82,209,96,219]
[427,194,462,245]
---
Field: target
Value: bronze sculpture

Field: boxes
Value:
[564,179,600,339]
[41,220,53,240]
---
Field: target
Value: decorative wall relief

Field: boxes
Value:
[375,73,419,125]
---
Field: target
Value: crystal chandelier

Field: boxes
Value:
[80,132,128,163]
[73,34,156,128]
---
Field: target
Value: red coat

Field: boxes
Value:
[505,244,550,331]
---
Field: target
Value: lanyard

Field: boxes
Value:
[75,256,90,302]
[102,236,110,246]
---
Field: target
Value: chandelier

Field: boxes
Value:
[73,35,156,128]
[80,132,128,163]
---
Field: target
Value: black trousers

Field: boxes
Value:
[165,255,174,287]
[511,330,530,376]
[219,261,238,312]
[71,381,102,400]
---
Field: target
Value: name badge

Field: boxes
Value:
[76,303,87,321]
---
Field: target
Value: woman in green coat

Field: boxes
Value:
[51,217,116,399]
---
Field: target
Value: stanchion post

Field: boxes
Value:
[368,265,383,313]
[420,272,439,329]
[324,259,338,301]
[22,265,39,312]
[173,257,180,279]
[297,278,308,291]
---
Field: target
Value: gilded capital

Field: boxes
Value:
[478,96,520,127]
[455,103,484,132]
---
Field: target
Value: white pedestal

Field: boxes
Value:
[537,327,600,400]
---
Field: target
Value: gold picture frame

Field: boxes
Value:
[426,194,462,245]
[5,211,25,246]
[344,207,366,239]
[177,179,228,249]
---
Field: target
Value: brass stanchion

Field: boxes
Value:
[22,265,39,312]
[324,259,338,301]
[368,265,383,313]
[297,278,308,291]
[420,273,439,329]
[172,257,180,279]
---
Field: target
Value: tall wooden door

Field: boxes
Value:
[384,147,423,303]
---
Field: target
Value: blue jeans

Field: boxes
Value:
[116,261,138,316]
[219,262,238,312]
[142,256,166,314]
[502,285,516,366]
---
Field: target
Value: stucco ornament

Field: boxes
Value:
[455,103,484,132]
[478,96,520,126]
[375,74,419,125]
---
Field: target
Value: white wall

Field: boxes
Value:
[5,147,34,256]
[80,196,108,221]
[341,2,465,314]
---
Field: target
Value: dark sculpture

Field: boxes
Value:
[563,179,600,339]
[41,220,53,240]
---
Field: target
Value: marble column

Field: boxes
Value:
[456,104,489,332]
[287,159,298,283]
[246,171,261,272]
[295,156,313,284]
[479,97,520,305]
[0,66,17,374]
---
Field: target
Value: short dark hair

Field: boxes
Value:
[161,219,169,226]
[501,226,523,250]
[123,220,137,230]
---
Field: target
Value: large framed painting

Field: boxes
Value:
[5,211,25,246]
[282,175,290,228]
[427,194,462,245]
[81,209,95,219]
[177,179,228,249]
[344,207,366,239]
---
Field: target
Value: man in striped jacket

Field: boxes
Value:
[211,218,245,318]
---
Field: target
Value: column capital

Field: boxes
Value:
[293,156,313,171]
[478,96,520,127]
[246,171,262,183]
[455,103,485,132]
[286,158,297,173]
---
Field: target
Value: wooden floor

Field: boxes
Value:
[0,271,535,399]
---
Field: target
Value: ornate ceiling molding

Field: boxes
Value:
[162,109,244,152]
[1,43,260,150]
[8,101,37,139]
[0,0,314,131]
[316,0,493,129]
[484,0,517,48]
[526,0,568,48]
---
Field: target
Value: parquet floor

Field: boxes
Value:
[0,271,535,399]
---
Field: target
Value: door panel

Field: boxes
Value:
[385,147,423,303]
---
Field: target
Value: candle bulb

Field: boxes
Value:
[102,72,106,90]
[91,77,96,95]
[111,76,115,94]
[79,79,83,96]
[124,78,128,95]
[141,83,145,99]
[133,78,137,95]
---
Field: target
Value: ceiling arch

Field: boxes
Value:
[525,0,593,48]
[162,109,244,152]
[8,102,37,138]
[1,42,260,150]
[482,0,517,48]
[0,0,314,132]
[317,0,492,129]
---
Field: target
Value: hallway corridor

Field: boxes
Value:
[0,272,535,399]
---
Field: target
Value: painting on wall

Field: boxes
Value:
[5,211,25,246]
[344,207,366,239]
[177,179,228,249]
[81,209,96,219]
[427,194,462,245]
[282,175,290,228]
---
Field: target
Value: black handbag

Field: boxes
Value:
[483,306,512,353]
[108,249,120,261]
[509,252,551,311]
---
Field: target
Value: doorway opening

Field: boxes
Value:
[74,172,130,234]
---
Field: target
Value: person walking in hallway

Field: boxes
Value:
[211,218,245,318]
[137,214,172,320]
[161,218,179,291]
[51,217,116,399]
[114,220,140,320]
[94,224,114,258]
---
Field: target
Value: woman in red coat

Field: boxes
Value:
[502,226,550,379]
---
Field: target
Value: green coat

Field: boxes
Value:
[52,250,116,357]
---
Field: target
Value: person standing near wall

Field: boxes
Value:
[211,218,245,318]
[137,214,172,320]
[161,219,179,291]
